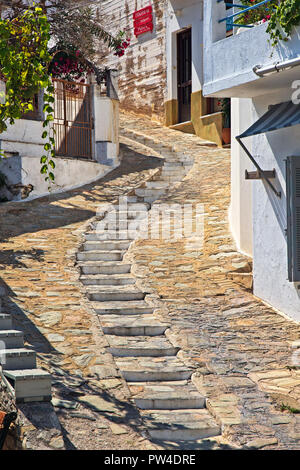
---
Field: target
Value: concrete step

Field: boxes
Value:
[83,240,132,251]
[129,381,205,410]
[116,356,193,382]
[0,330,24,348]
[141,409,221,441]
[0,314,12,330]
[0,348,36,370]
[4,369,52,403]
[92,301,154,316]
[80,274,136,287]
[86,286,145,302]
[107,335,179,357]
[78,261,131,275]
[77,250,124,262]
[100,314,168,336]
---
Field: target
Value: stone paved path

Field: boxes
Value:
[76,138,229,448]
[0,141,165,450]
[120,113,300,450]
[0,111,300,449]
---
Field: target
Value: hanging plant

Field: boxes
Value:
[49,48,94,83]
[266,0,300,47]
[112,31,131,57]
[235,0,277,26]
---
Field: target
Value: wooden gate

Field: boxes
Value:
[53,79,93,159]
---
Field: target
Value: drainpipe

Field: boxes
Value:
[253,56,300,76]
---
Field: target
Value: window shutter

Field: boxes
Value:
[286,156,300,281]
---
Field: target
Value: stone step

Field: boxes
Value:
[100,314,168,336]
[86,286,145,302]
[107,335,179,357]
[0,348,36,370]
[0,314,12,330]
[116,356,193,382]
[129,381,205,410]
[164,161,185,167]
[145,181,169,189]
[77,250,124,262]
[152,175,181,182]
[0,330,24,348]
[78,261,131,275]
[83,240,132,251]
[87,230,140,240]
[80,274,136,287]
[4,369,52,403]
[92,301,154,316]
[135,188,167,198]
[141,409,221,441]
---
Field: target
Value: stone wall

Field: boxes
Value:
[0,375,23,450]
[97,0,167,122]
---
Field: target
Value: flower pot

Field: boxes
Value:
[222,127,231,145]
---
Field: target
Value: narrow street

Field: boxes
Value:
[0,112,300,450]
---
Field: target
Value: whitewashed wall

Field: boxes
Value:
[250,89,300,322]
[229,98,253,257]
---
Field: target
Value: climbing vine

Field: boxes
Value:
[0,1,130,187]
[0,5,55,183]
[266,0,300,47]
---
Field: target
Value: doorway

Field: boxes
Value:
[177,28,192,123]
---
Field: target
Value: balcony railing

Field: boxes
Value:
[217,0,275,31]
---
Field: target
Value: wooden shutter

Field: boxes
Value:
[286,156,300,281]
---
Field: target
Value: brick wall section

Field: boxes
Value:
[97,0,167,122]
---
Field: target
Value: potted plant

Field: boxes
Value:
[220,98,231,145]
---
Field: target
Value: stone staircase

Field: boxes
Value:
[77,131,222,443]
[0,287,51,403]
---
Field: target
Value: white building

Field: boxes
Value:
[0,71,120,201]
[203,0,300,322]
[99,0,224,146]
[0,4,120,201]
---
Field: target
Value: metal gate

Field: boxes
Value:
[53,79,93,159]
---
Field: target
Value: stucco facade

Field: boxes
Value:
[203,0,300,322]
[0,79,120,201]
[98,0,223,145]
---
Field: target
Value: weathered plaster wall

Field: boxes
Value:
[97,0,167,122]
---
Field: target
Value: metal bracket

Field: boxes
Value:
[245,169,276,180]
[236,137,281,198]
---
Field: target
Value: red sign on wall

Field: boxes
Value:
[133,5,153,37]
[133,6,152,21]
